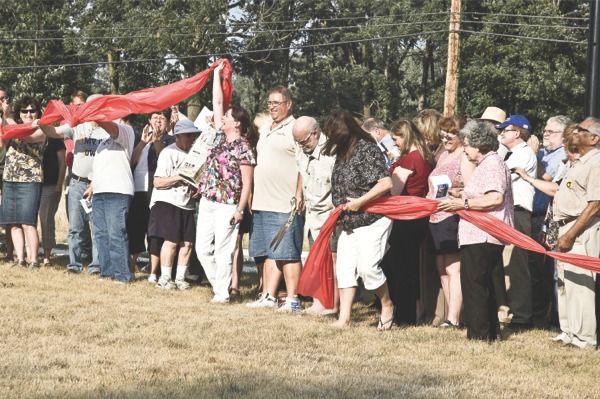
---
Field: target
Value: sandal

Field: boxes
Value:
[439,320,460,328]
[377,316,395,331]
[10,260,26,268]
[229,288,241,303]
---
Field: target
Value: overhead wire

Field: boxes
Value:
[0,20,450,42]
[0,30,448,70]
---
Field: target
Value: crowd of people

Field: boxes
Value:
[1,66,599,347]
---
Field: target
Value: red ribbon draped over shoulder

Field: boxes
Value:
[297,196,600,309]
[0,58,233,139]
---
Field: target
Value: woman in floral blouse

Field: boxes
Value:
[0,96,47,268]
[438,120,514,341]
[322,109,395,330]
[195,63,256,303]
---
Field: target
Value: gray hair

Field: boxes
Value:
[547,115,573,133]
[460,120,499,154]
[362,117,388,132]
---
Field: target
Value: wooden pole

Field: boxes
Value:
[444,0,461,116]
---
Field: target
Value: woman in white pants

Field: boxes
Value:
[196,63,256,303]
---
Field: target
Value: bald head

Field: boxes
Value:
[293,116,320,153]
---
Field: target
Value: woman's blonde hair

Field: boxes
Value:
[390,118,431,161]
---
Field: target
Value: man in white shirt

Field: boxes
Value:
[497,115,538,329]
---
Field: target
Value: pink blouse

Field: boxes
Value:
[458,151,514,246]
[428,150,463,223]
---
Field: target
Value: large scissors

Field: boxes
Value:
[269,197,298,251]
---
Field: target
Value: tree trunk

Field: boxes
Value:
[108,50,119,94]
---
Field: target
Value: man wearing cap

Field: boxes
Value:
[479,106,508,159]
[552,117,600,349]
[497,115,537,329]
[147,119,200,290]
[530,115,571,326]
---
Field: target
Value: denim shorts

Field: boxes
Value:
[249,210,304,261]
[0,181,42,225]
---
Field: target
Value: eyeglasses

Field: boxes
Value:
[266,100,288,108]
[439,133,457,141]
[543,129,562,135]
[502,128,518,134]
[295,130,315,145]
[0,96,8,102]
[20,109,37,114]
[574,125,590,134]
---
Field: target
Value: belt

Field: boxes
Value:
[557,216,577,227]
[71,173,91,184]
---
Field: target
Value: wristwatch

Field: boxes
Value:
[464,199,470,210]
[235,208,244,215]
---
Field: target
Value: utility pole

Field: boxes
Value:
[444,0,461,116]
[585,1,600,117]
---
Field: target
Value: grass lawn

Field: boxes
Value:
[1,198,599,398]
[1,255,600,399]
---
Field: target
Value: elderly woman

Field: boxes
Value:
[321,109,394,330]
[195,63,256,303]
[427,115,472,328]
[380,119,431,325]
[438,120,514,341]
[0,96,46,269]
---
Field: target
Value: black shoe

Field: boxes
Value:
[506,321,533,333]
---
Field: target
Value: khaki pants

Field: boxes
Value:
[556,217,600,348]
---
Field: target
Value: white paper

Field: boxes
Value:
[193,106,214,132]
[429,175,452,200]
[80,198,92,214]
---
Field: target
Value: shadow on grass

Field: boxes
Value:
[34,370,450,399]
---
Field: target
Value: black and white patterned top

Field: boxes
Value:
[332,139,390,231]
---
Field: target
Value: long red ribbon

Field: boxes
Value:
[297,196,600,309]
[0,59,233,139]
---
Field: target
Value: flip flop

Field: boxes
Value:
[377,316,394,331]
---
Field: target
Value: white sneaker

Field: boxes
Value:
[175,279,190,291]
[246,293,278,308]
[277,297,301,312]
[156,276,175,290]
[147,274,157,283]
[550,332,571,344]
[210,296,230,304]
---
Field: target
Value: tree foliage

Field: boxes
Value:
[0,0,590,129]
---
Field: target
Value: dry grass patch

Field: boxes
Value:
[1,259,600,399]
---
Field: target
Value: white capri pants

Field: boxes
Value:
[336,216,392,290]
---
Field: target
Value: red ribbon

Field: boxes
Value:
[298,196,600,309]
[0,59,233,139]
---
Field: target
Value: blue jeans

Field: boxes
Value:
[67,180,100,273]
[92,193,133,282]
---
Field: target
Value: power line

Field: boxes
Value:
[461,19,588,31]
[0,20,450,42]
[458,29,586,44]
[0,12,451,33]
[461,11,588,21]
[0,30,447,71]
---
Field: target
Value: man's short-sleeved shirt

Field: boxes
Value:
[150,142,195,210]
[63,122,109,179]
[296,133,335,236]
[504,142,537,211]
[332,139,390,231]
[91,124,134,195]
[533,145,566,213]
[252,116,298,213]
[553,148,600,220]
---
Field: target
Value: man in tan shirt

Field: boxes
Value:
[293,116,338,315]
[553,117,600,349]
[247,86,304,311]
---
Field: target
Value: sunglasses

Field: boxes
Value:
[20,109,37,114]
